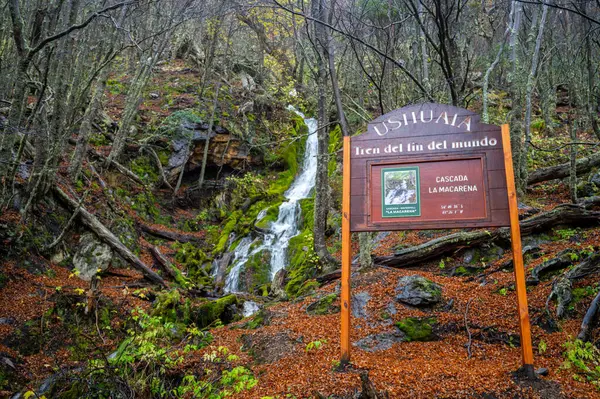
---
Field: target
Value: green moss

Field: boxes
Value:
[194,295,240,328]
[285,232,317,297]
[241,249,272,294]
[306,293,339,315]
[151,290,181,322]
[239,309,270,330]
[572,286,598,305]
[130,156,158,184]
[255,202,282,230]
[328,124,342,177]
[159,109,203,139]
[298,198,314,231]
[296,280,319,297]
[214,211,242,254]
[396,317,437,341]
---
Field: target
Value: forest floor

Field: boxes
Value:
[1,60,600,398]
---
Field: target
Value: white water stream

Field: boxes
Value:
[223,107,318,293]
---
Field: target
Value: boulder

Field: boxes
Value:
[162,111,259,184]
[271,268,288,300]
[351,292,371,319]
[355,331,406,352]
[72,233,112,281]
[395,275,442,307]
[306,293,339,315]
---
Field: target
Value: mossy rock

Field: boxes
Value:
[238,309,272,330]
[395,317,437,341]
[254,202,282,230]
[151,289,181,322]
[241,249,272,294]
[306,293,339,315]
[395,275,442,307]
[193,295,241,328]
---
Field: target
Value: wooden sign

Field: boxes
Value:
[349,103,510,231]
[340,103,535,378]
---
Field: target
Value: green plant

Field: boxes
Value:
[498,287,508,296]
[538,340,547,354]
[555,228,578,240]
[562,339,600,388]
[306,339,327,352]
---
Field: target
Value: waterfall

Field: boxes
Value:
[222,107,318,293]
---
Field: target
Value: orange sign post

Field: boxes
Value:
[340,104,534,378]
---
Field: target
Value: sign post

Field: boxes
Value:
[340,104,534,376]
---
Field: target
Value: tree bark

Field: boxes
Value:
[198,82,221,191]
[312,0,336,270]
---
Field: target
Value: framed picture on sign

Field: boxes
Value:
[381,166,420,218]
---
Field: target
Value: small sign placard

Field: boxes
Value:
[381,166,420,218]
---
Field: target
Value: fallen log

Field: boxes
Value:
[528,249,575,285]
[138,221,203,243]
[547,252,600,318]
[53,186,167,287]
[577,290,600,342]
[316,270,341,284]
[374,200,600,268]
[149,246,189,287]
[527,152,600,186]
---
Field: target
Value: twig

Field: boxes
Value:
[464,298,474,359]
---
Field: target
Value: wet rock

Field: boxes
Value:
[72,233,112,281]
[354,331,406,352]
[395,275,442,307]
[306,293,339,315]
[351,292,371,319]
[271,268,288,300]
[239,308,272,329]
[386,302,397,316]
[212,252,233,287]
[242,301,260,317]
[149,92,159,99]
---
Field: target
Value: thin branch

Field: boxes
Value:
[271,0,434,101]
[514,0,600,25]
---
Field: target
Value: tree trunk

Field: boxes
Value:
[312,0,335,270]
[69,70,109,181]
[198,82,221,191]
[520,4,548,187]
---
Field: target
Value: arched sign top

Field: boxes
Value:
[361,103,490,138]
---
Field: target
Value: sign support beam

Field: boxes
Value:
[501,124,535,378]
[341,136,352,365]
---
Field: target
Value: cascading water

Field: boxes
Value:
[222,107,318,293]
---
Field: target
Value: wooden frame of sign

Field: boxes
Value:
[340,104,535,378]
